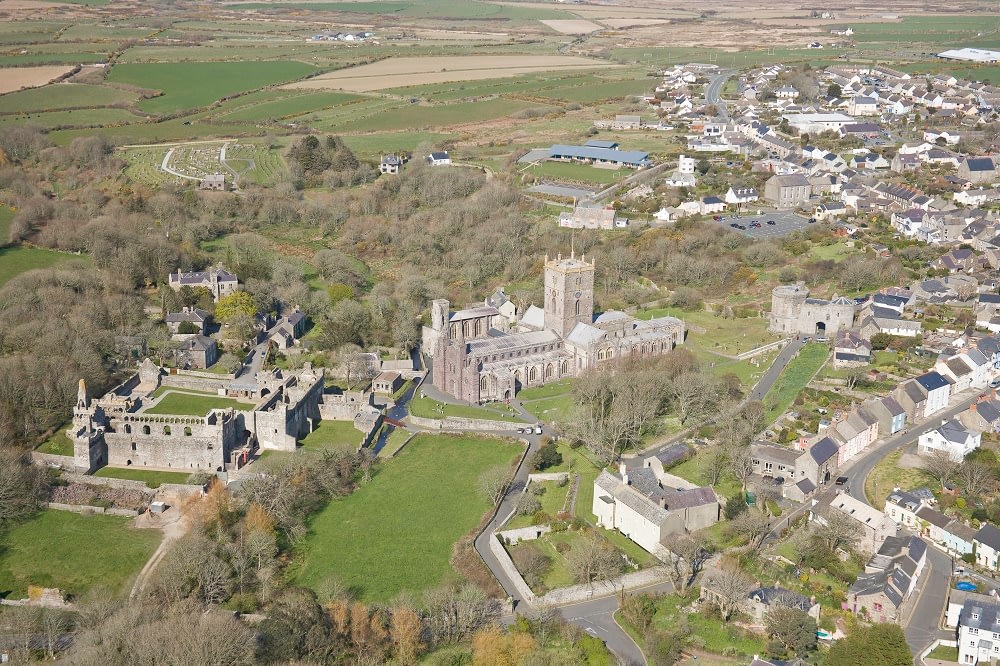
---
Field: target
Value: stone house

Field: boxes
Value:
[917,419,981,462]
[175,335,219,370]
[861,396,906,436]
[960,398,1000,434]
[958,157,998,184]
[199,173,226,191]
[833,330,871,368]
[747,587,820,624]
[593,468,719,556]
[764,174,811,208]
[372,371,403,395]
[823,493,897,555]
[165,306,210,334]
[847,535,926,623]
[168,265,239,302]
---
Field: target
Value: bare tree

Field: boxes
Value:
[731,448,756,491]
[729,508,772,552]
[477,465,511,506]
[567,533,624,585]
[922,450,961,489]
[665,532,710,596]
[665,371,718,425]
[706,567,755,621]
[817,509,862,554]
[703,445,729,486]
[957,460,996,497]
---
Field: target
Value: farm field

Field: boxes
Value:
[144,391,255,417]
[339,132,449,159]
[333,98,555,133]
[0,107,142,129]
[0,65,74,94]
[108,61,318,113]
[228,0,571,20]
[283,55,618,92]
[294,433,521,602]
[0,246,85,288]
[0,83,139,113]
[216,91,361,122]
[94,467,196,488]
[0,510,161,598]
[850,16,998,46]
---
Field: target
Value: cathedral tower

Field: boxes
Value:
[543,252,594,337]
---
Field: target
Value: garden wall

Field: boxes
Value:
[538,566,671,605]
[488,534,537,604]
[407,414,519,432]
[31,452,75,468]
[47,502,139,517]
[498,524,552,545]
[527,472,569,483]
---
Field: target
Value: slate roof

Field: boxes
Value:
[663,486,717,510]
[653,443,691,468]
[165,308,209,324]
[975,523,1000,551]
[796,478,816,494]
[749,587,811,611]
[548,144,650,165]
[965,157,997,172]
[887,489,923,512]
[916,371,950,392]
[809,437,840,464]
[959,599,1000,630]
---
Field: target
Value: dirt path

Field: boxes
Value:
[129,503,193,599]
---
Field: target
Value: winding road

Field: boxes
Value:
[704,71,733,119]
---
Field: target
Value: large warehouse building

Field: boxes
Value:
[938,48,1000,63]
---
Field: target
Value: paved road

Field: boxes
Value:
[704,71,732,119]
[746,337,806,403]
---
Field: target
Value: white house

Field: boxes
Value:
[924,130,961,145]
[918,419,981,462]
[916,371,952,417]
[724,186,759,206]
[701,196,726,214]
[957,598,1000,664]
[974,524,1000,571]
[848,96,879,116]
[884,489,925,529]
[426,151,452,166]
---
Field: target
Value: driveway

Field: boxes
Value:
[745,337,805,404]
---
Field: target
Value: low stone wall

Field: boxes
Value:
[48,502,139,517]
[488,534,537,604]
[175,368,236,381]
[407,414,521,432]
[158,483,205,497]
[538,566,670,606]
[527,472,570,483]
[498,524,552,545]
[62,472,152,492]
[161,375,227,393]
[737,338,788,360]
[31,452,75,469]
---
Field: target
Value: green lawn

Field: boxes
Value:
[525,161,626,186]
[217,91,361,122]
[108,61,318,113]
[809,242,857,261]
[0,83,139,114]
[378,427,412,458]
[523,394,576,423]
[145,392,255,416]
[504,479,571,529]
[299,419,361,453]
[764,343,830,422]
[0,246,85,288]
[409,392,527,422]
[94,467,195,488]
[294,433,521,602]
[641,593,766,659]
[927,645,959,661]
[0,510,161,598]
[865,449,936,507]
[517,379,576,401]
[37,425,74,456]
[670,453,741,498]
[636,307,775,356]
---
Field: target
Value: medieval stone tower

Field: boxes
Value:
[544,252,594,337]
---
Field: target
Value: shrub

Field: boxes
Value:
[516,493,541,516]
[530,441,562,471]
[724,492,749,520]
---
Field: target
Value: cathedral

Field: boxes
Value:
[423,252,686,404]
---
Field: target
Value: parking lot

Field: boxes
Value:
[715,209,813,239]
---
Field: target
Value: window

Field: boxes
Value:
[974,613,981,621]
[873,603,882,612]
[970,627,979,635]
[131,442,137,451]
[142,425,150,435]
[574,300,581,316]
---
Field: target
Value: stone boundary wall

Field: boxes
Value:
[498,524,552,545]
[538,566,671,605]
[62,472,152,491]
[175,368,236,381]
[31,452,75,468]
[527,472,570,483]
[407,414,520,432]
[737,338,789,360]
[48,502,139,517]
[488,534,537,604]
[160,376,228,393]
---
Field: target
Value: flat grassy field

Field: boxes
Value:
[94,467,195,488]
[524,160,625,185]
[0,246,85,288]
[217,90,361,122]
[764,343,830,422]
[145,391,255,416]
[333,98,554,133]
[409,392,527,422]
[229,0,570,20]
[108,61,318,113]
[637,307,775,356]
[0,107,142,129]
[37,426,74,456]
[294,433,521,601]
[865,449,936,506]
[299,419,361,453]
[0,510,161,598]
[0,83,139,113]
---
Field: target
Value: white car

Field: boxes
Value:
[533,425,543,435]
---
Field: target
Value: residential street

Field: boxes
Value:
[704,71,732,119]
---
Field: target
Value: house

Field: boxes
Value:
[764,174,811,208]
[426,151,452,166]
[558,205,624,230]
[833,330,871,368]
[957,598,1000,664]
[724,186,759,206]
[977,524,1000,572]
[824,493,897,554]
[847,535,926,623]
[593,468,719,557]
[958,157,998,184]
[774,85,799,99]
[862,396,906,436]
[168,266,239,303]
[747,587,820,624]
[917,505,976,556]
[884,489,925,529]
[916,371,953,417]
[936,248,981,273]
[547,144,651,169]
[827,408,879,464]
[917,419,981,461]
[379,154,403,174]
[701,196,726,214]
[961,398,1000,434]
[372,371,403,395]
[800,436,841,486]
[164,306,210,334]
[199,173,226,191]
[838,122,882,138]
[891,152,922,173]
[282,310,307,338]
[611,114,643,130]
[814,202,848,222]
[174,334,219,370]
[848,96,879,116]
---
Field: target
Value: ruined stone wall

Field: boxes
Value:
[103,412,234,471]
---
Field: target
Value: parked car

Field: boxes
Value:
[713,215,722,221]
[772,476,785,486]
[835,476,849,486]
[989,378,1000,389]
[533,425,543,435]
[730,223,739,228]
[767,220,776,225]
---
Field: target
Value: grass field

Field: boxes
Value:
[144,391,255,416]
[865,449,936,506]
[94,467,195,488]
[850,16,997,46]
[409,392,527,422]
[294,433,521,601]
[108,61,318,113]
[0,83,139,114]
[217,91,361,122]
[0,107,142,129]
[229,0,570,20]
[37,426,74,456]
[524,161,625,185]
[0,510,160,598]
[332,98,555,133]
[0,205,13,246]
[298,419,361,453]
[0,246,84,289]
[637,307,775,356]
[764,343,830,422]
